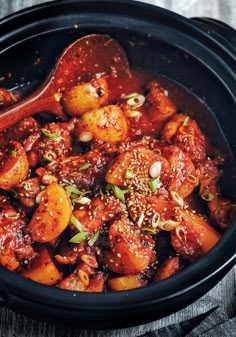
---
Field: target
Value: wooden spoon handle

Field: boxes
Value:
[0,91,67,132]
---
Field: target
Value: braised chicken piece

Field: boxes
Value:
[0,117,39,148]
[145,80,176,128]
[102,217,155,274]
[0,195,35,271]
[198,156,236,230]
[171,209,220,261]
[15,177,42,209]
[162,145,200,198]
[44,147,110,190]
[25,119,76,167]
[0,141,29,191]
[161,114,206,163]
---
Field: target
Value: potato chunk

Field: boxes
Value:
[21,247,62,285]
[62,77,109,116]
[171,209,221,261]
[108,274,147,291]
[0,141,29,191]
[155,256,183,281]
[27,183,72,242]
[76,105,128,142]
[104,218,155,274]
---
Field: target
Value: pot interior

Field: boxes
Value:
[0,1,236,326]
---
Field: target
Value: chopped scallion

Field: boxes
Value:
[88,230,100,247]
[70,214,84,232]
[200,192,214,202]
[187,174,198,184]
[72,196,91,205]
[69,231,90,244]
[11,150,17,158]
[148,177,161,192]
[79,162,92,171]
[170,191,184,208]
[43,150,57,162]
[137,212,145,227]
[22,181,32,191]
[41,128,61,142]
[106,184,129,202]
[10,189,18,199]
[5,212,21,219]
[182,116,189,127]
[125,167,134,179]
[141,227,156,235]
[65,185,83,196]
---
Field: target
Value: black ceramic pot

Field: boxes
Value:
[0,0,236,329]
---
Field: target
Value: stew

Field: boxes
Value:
[0,35,235,292]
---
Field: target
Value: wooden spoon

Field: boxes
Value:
[0,34,130,132]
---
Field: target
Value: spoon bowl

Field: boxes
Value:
[0,34,130,131]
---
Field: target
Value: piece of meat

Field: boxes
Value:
[102,217,155,274]
[0,195,35,270]
[161,114,206,163]
[162,145,200,198]
[0,117,39,147]
[26,119,75,167]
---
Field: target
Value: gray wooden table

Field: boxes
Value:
[0,1,236,336]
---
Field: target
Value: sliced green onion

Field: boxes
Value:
[112,184,128,202]
[88,230,100,247]
[187,174,198,184]
[122,92,145,109]
[175,226,187,244]
[79,162,92,171]
[137,212,145,227]
[5,212,21,219]
[41,128,61,142]
[107,184,129,202]
[153,149,162,155]
[152,212,160,228]
[125,167,134,179]
[43,150,57,162]
[65,185,83,196]
[170,191,184,208]
[10,189,18,198]
[70,214,84,232]
[141,227,156,235]
[22,181,32,191]
[11,150,17,158]
[158,220,180,231]
[200,192,214,202]
[99,186,105,196]
[126,110,142,118]
[182,116,189,127]
[148,177,161,192]
[72,196,91,205]
[127,94,145,108]
[92,205,101,216]
[69,231,90,244]
[122,92,140,100]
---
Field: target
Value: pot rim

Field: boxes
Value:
[0,0,235,315]
[0,221,235,310]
